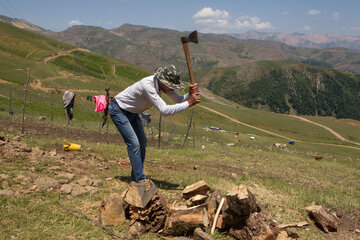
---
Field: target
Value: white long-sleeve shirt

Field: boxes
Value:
[114,75,189,115]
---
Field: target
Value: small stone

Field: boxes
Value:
[49,150,57,157]
[0,174,10,179]
[15,175,32,184]
[84,186,98,195]
[60,184,72,194]
[92,179,103,187]
[105,177,112,181]
[34,177,60,190]
[252,183,259,188]
[58,179,69,185]
[71,185,87,197]
[77,176,93,186]
[231,172,237,179]
[227,143,235,147]
[2,181,9,188]
[0,189,14,196]
[29,167,36,172]
[201,145,206,150]
[49,166,62,171]
[56,172,75,180]
[193,165,198,170]
[39,116,46,120]
[30,185,37,190]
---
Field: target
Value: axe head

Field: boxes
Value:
[181,31,198,44]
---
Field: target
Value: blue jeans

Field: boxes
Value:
[109,101,147,182]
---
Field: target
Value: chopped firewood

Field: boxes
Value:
[224,185,257,219]
[126,221,146,240]
[124,179,158,208]
[215,214,227,229]
[276,230,292,240]
[193,227,215,240]
[186,194,209,207]
[183,180,211,200]
[277,221,309,229]
[229,212,276,240]
[305,203,340,233]
[99,193,126,226]
[127,192,167,233]
[165,205,209,236]
[206,192,222,223]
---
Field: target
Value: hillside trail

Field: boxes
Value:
[199,105,360,151]
[42,48,91,64]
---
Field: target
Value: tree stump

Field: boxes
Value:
[305,203,340,232]
[225,185,257,218]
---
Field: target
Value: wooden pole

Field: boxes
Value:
[158,113,162,148]
[182,108,194,148]
[9,88,13,119]
[64,78,70,140]
[21,68,31,134]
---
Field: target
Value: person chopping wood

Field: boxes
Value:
[110,64,200,183]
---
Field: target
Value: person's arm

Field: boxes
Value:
[143,82,189,116]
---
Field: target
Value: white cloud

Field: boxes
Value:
[282,11,290,15]
[193,7,273,33]
[332,12,340,21]
[308,9,321,15]
[304,25,311,31]
[68,19,83,26]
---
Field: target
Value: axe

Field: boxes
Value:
[181,31,198,84]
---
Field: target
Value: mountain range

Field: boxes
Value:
[1,15,360,75]
[233,30,360,52]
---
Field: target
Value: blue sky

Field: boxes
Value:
[0,0,359,35]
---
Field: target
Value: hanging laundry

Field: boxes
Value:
[63,91,76,120]
[94,95,107,112]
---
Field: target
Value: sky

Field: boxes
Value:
[0,0,359,36]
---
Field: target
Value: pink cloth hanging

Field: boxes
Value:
[94,95,107,112]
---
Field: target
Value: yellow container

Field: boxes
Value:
[63,141,81,151]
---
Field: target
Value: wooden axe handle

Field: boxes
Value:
[182,42,195,85]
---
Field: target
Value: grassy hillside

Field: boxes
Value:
[195,61,360,120]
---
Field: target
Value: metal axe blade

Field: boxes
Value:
[181,31,199,44]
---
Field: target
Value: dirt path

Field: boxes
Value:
[289,115,360,146]
[199,105,360,151]
[42,48,91,64]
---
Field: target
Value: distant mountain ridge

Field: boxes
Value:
[0,15,44,32]
[1,15,360,75]
[233,30,360,51]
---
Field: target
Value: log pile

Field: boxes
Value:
[100,180,325,239]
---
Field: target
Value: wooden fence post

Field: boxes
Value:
[21,68,31,134]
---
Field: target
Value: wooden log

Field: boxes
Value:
[183,180,211,199]
[277,221,309,229]
[305,203,340,233]
[224,185,257,218]
[206,192,222,221]
[193,227,215,240]
[186,194,209,207]
[126,221,146,240]
[99,193,126,226]
[124,179,158,208]
[215,214,227,229]
[165,205,209,236]
[229,212,276,240]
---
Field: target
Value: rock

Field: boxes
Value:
[59,184,72,194]
[58,179,69,185]
[105,177,112,181]
[231,173,237,179]
[39,116,46,120]
[13,135,22,142]
[49,166,62,171]
[34,177,60,190]
[15,175,32,184]
[276,230,292,240]
[71,185,87,197]
[55,172,75,180]
[2,181,9,189]
[92,179,103,187]
[201,145,206,150]
[77,176,93,186]
[84,186,98,195]
[99,193,126,226]
[0,189,15,196]
[0,174,10,179]
[226,143,235,147]
[49,150,57,157]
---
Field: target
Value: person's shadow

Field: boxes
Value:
[115,175,183,190]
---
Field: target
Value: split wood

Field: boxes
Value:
[211,197,225,235]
